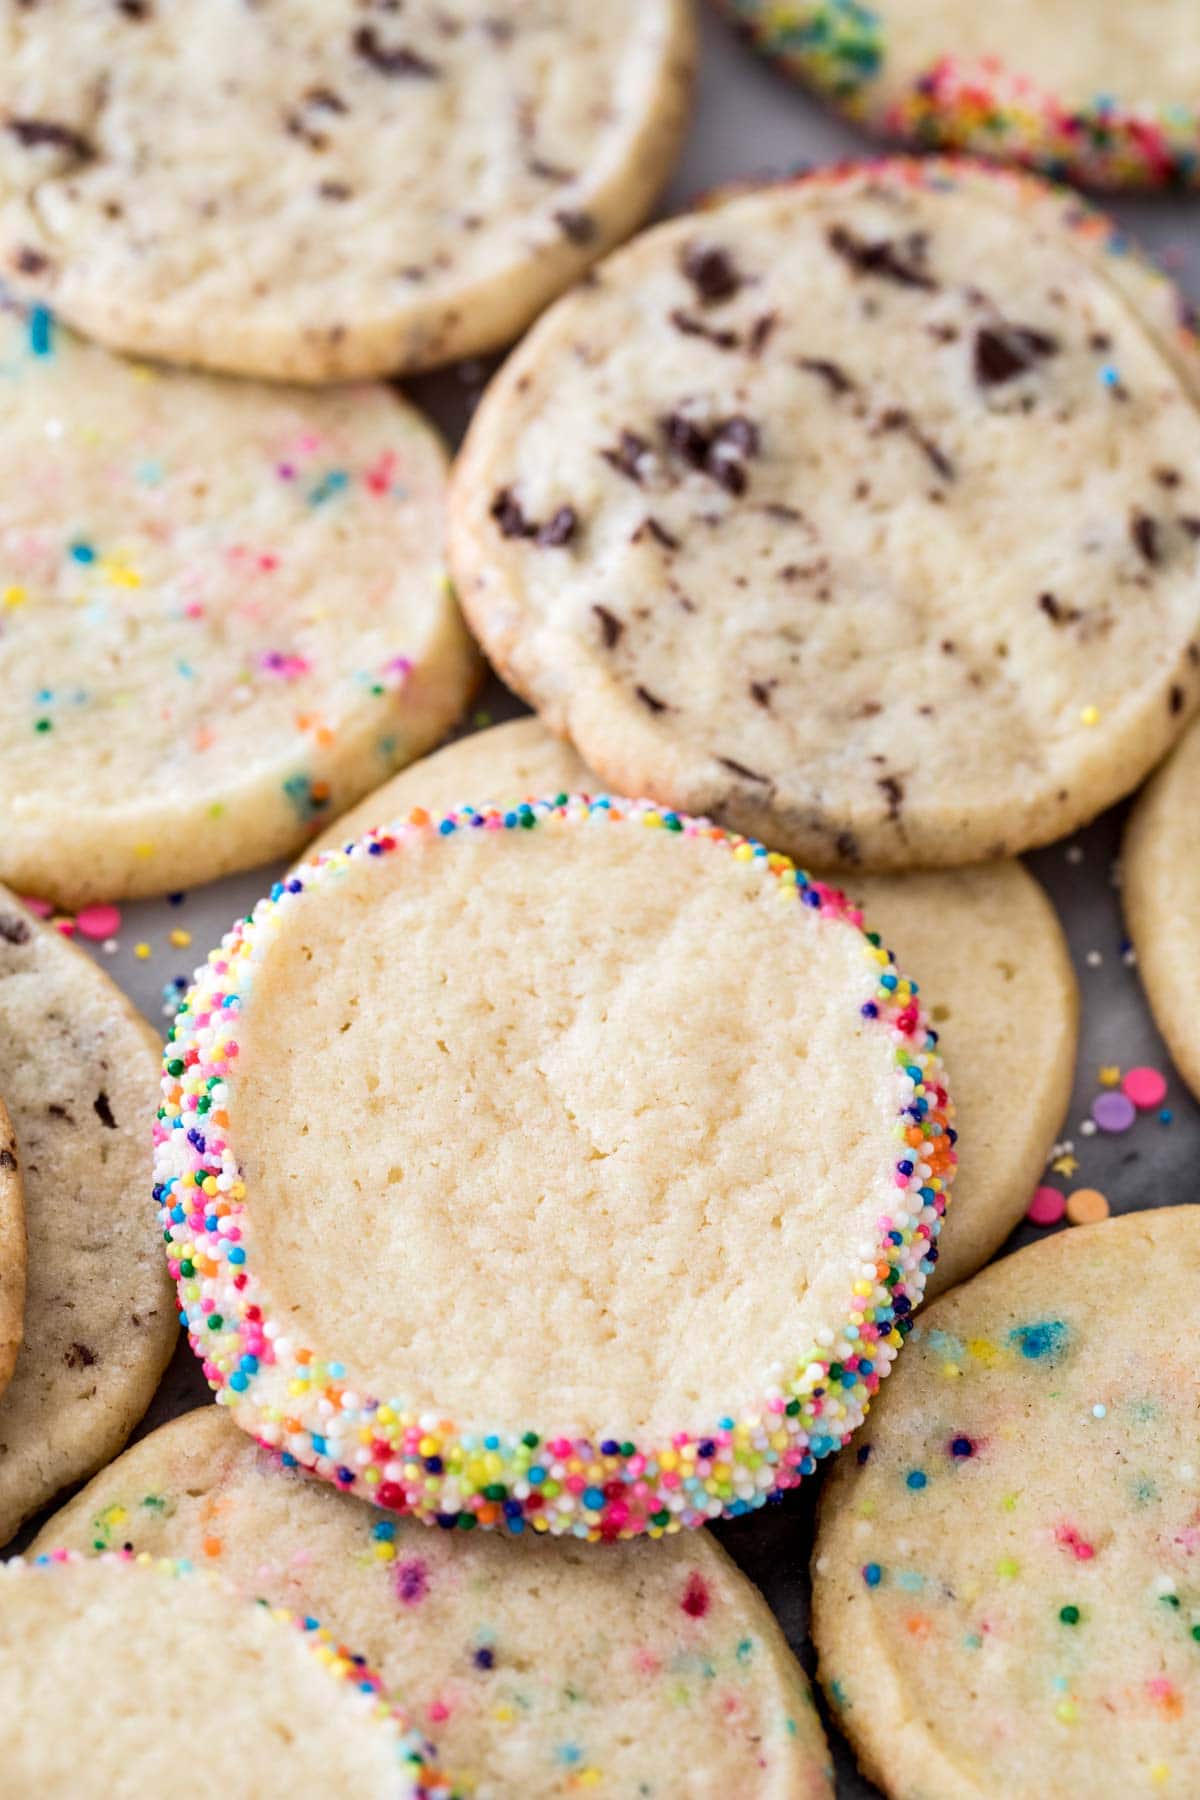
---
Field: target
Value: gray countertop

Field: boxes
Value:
[29,12,1200,1794]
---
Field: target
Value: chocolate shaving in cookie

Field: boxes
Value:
[669,309,740,351]
[352,26,438,78]
[0,914,31,946]
[974,324,1059,387]
[827,225,936,291]
[718,756,771,784]
[93,1092,117,1130]
[555,210,597,245]
[490,488,577,547]
[878,775,905,821]
[592,605,624,648]
[635,684,669,713]
[602,430,653,484]
[6,117,95,160]
[1131,512,1162,565]
[798,356,855,395]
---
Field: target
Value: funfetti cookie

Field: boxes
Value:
[1124,716,1200,1101]
[449,157,1200,872]
[0,885,175,1546]
[0,1,695,382]
[0,300,477,907]
[812,1207,1200,1800]
[35,1408,835,1799]
[714,0,1200,192]
[0,1095,24,1400]
[158,795,956,1539]
[312,718,1077,1295]
[0,1553,454,1798]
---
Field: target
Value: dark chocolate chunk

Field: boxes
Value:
[834,830,861,864]
[669,309,739,351]
[352,26,438,77]
[973,324,1059,387]
[93,1090,117,1130]
[661,412,711,470]
[1170,684,1186,714]
[14,246,49,274]
[318,181,353,202]
[660,412,760,494]
[749,681,772,708]
[680,244,743,305]
[0,1149,15,1171]
[798,356,854,396]
[0,913,31,945]
[592,605,624,649]
[878,775,905,821]
[1037,591,1081,625]
[65,1342,97,1368]
[633,515,680,551]
[490,488,576,547]
[1131,512,1162,565]
[535,506,577,548]
[827,225,935,291]
[491,487,530,538]
[116,0,151,17]
[6,117,94,160]
[602,430,653,484]
[635,685,669,713]
[555,210,596,245]
[748,313,778,356]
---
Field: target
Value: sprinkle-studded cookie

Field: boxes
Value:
[0,885,174,1547]
[813,1207,1200,1798]
[0,0,695,381]
[157,796,956,1539]
[714,1,1200,191]
[313,719,1076,1295]
[0,1094,23,1402]
[35,1407,835,1798]
[0,1552,455,1797]
[0,298,477,906]
[1124,715,1200,1101]
[450,157,1200,871]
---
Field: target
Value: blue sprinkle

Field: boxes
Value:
[29,305,53,357]
[863,1563,883,1587]
[906,1469,927,1490]
[1008,1319,1070,1362]
[69,541,96,564]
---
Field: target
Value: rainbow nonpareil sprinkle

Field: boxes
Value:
[155,796,956,1541]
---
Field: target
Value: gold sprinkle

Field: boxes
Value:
[134,942,151,961]
[1080,705,1100,726]
[168,928,192,949]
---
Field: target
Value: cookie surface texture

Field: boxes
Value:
[450,157,1200,870]
[313,718,1076,1295]
[0,0,695,380]
[812,1207,1200,1798]
[1124,716,1200,1100]
[0,300,477,905]
[0,886,174,1546]
[0,1553,452,1798]
[34,1406,835,1799]
[0,1094,23,1401]
[715,0,1200,191]
[157,796,956,1537]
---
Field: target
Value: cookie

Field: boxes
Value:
[157,795,955,1538]
[0,1095,23,1400]
[0,299,477,907]
[0,1552,453,1797]
[715,0,1200,192]
[0,0,695,382]
[313,718,1077,1295]
[812,1207,1200,1798]
[0,885,175,1546]
[449,156,1200,871]
[34,1407,835,1798]
[1123,716,1200,1100]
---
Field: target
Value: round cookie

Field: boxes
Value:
[0,885,175,1546]
[812,1208,1200,1799]
[449,157,1200,872]
[0,1096,24,1400]
[0,0,695,382]
[34,1407,835,1799]
[0,1553,452,1797]
[1123,716,1200,1100]
[313,718,1078,1295]
[714,0,1200,192]
[157,796,956,1537]
[0,299,477,907]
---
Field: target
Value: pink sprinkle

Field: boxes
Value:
[1122,1066,1167,1111]
[21,895,53,918]
[1027,1186,1066,1227]
[75,902,121,941]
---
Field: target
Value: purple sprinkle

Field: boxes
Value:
[1091,1090,1136,1133]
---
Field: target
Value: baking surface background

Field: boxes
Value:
[19,15,1200,1795]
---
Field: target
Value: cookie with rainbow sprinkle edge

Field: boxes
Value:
[34,1407,835,1799]
[0,295,478,909]
[0,884,175,1548]
[0,0,694,381]
[0,1551,455,1797]
[1123,715,1200,1103]
[812,1207,1200,1799]
[713,0,1200,191]
[449,156,1200,873]
[312,718,1077,1298]
[157,795,956,1540]
[0,1093,24,1402]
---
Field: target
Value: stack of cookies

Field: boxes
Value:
[1,4,1198,1795]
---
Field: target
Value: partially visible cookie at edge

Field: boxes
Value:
[0,1095,23,1402]
[1124,715,1200,1099]
[449,157,1200,870]
[0,886,175,1546]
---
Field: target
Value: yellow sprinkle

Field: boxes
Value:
[1052,1154,1079,1177]
[134,942,151,961]
[574,1773,602,1789]
[1080,705,1100,726]
[996,1557,1020,1579]
[1002,1493,1019,1512]
[968,1338,1001,1366]
[941,1362,962,1379]
[102,559,141,589]
[2,585,27,608]
[1098,1065,1121,1087]
[1055,1700,1078,1725]
[168,928,192,949]
[1151,1764,1171,1786]
[491,1706,514,1724]
[133,841,156,860]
